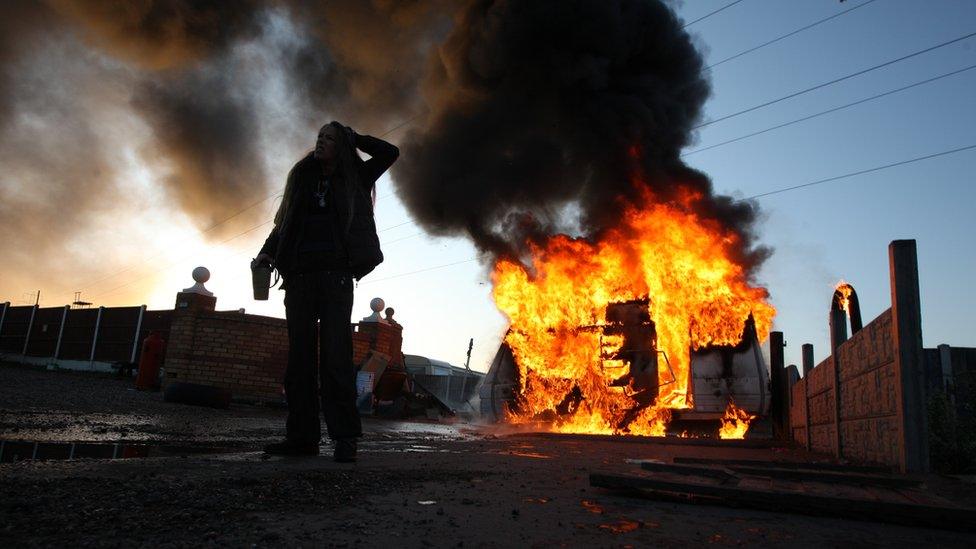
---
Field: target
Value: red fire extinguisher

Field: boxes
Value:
[135,331,166,391]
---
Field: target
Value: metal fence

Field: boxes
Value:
[0,302,173,365]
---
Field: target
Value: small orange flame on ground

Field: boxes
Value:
[492,187,775,436]
[836,280,853,313]
[718,399,756,439]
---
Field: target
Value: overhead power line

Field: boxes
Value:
[683,0,746,29]
[378,219,415,233]
[745,143,976,200]
[705,0,878,71]
[684,63,976,157]
[382,231,425,246]
[90,219,273,299]
[696,30,976,130]
[360,258,479,285]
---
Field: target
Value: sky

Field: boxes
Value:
[1,0,974,373]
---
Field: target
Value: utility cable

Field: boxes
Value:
[745,143,976,200]
[705,0,878,71]
[378,219,415,233]
[382,231,425,246]
[695,30,976,129]
[684,63,976,157]
[359,258,479,285]
[683,0,746,29]
[90,219,273,299]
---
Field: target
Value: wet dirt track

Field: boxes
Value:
[2,363,974,548]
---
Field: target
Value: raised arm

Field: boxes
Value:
[354,133,399,185]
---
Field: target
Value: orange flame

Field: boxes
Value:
[718,399,756,439]
[492,187,775,436]
[836,280,853,313]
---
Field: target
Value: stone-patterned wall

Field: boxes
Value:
[789,308,900,467]
[835,309,900,465]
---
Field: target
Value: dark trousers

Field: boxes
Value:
[283,271,361,442]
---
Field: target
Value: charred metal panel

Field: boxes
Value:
[690,327,769,416]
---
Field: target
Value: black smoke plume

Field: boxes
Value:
[393,0,769,272]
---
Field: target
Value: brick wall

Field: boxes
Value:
[352,322,402,365]
[163,310,289,401]
[163,312,404,402]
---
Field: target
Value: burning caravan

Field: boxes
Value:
[479,297,770,433]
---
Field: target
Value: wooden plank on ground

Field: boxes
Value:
[724,465,921,488]
[590,472,976,531]
[673,456,890,474]
[635,460,736,482]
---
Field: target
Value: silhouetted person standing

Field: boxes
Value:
[254,121,398,462]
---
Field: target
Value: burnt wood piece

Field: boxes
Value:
[636,460,736,481]
[673,456,890,474]
[724,465,921,488]
[516,432,788,449]
[589,472,976,532]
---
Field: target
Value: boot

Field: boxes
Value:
[333,438,357,463]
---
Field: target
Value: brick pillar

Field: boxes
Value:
[889,239,929,473]
[174,292,216,313]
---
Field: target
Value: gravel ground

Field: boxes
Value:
[1,363,975,548]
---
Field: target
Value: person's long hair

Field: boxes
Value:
[273,121,363,241]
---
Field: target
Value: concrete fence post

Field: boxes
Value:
[938,344,954,406]
[89,306,105,364]
[22,304,38,356]
[769,331,786,439]
[801,343,814,378]
[890,239,929,473]
[802,343,814,451]
[829,307,847,460]
[130,305,146,364]
[53,305,69,359]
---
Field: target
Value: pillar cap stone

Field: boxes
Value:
[182,266,214,297]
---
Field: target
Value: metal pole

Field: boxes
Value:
[0,302,9,339]
[54,305,70,359]
[465,338,473,370]
[130,305,146,364]
[89,306,105,363]
[22,304,38,356]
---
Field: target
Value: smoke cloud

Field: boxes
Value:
[0,0,455,302]
[393,0,769,272]
[0,0,769,304]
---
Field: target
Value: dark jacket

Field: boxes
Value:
[260,134,399,281]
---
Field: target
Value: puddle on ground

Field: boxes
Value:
[0,439,242,463]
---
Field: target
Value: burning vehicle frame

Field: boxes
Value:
[481,296,770,437]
